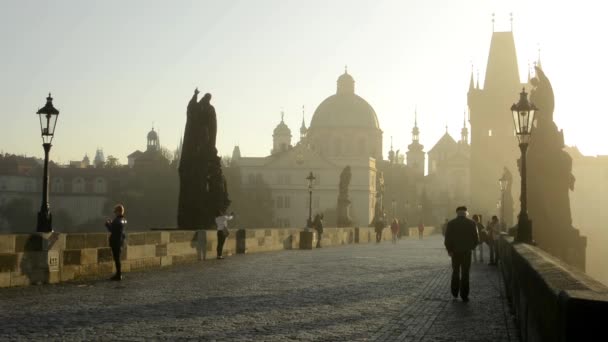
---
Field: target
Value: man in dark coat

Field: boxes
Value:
[444,206,479,302]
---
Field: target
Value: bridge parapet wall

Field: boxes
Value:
[499,235,608,342]
[0,226,411,288]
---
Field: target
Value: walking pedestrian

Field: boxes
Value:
[215,210,234,259]
[471,214,485,263]
[444,206,479,302]
[374,216,385,243]
[418,221,425,240]
[105,204,127,281]
[314,213,324,248]
[390,218,400,244]
[487,215,500,265]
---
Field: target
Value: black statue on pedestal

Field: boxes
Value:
[178,89,230,229]
[337,166,353,227]
[527,66,586,269]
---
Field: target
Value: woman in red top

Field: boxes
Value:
[390,218,400,244]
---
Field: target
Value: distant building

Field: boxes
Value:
[235,70,379,227]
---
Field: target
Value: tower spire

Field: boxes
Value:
[537,45,543,69]
[476,69,480,89]
[510,12,513,31]
[492,13,495,32]
[300,105,307,140]
[469,63,475,90]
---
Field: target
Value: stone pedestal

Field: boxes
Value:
[299,230,313,250]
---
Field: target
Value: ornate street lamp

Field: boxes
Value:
[306,171,316,228]
[36,93,60,233]
[510,88,537,243]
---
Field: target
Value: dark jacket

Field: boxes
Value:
[444,216,478,254]
[105,216,127,245]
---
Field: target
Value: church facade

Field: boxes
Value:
[233,70,379,228]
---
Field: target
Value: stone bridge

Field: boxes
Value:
[1,233,519,341]
[1,228,606,341]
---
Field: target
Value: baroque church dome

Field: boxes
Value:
[309,70,379,129]
[273,112,291,137]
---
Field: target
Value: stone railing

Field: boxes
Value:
[499,235,608,342]
[0,226,429,288]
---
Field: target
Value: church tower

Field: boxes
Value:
[299,106,307,141]
[272,111,292,155]
[147,127,160,152]
[468,25,527,217]
[406,110,425,178]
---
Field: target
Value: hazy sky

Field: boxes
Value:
[1,0,606,163]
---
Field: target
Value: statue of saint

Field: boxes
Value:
[337,166,352,227]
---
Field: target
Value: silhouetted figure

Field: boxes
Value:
[417,221,425,240]
[471,214,485,263]
[441,218,449,236]
[314,213,324,248]
[374,214,385,243]
[337,166,353,227]
[178,89,230,229]
[445,206,478,302]
[215,210,234,259]
[527,66,586,269]
[105,204,127,281]
[487,215,500,265]
[390,218,400,243]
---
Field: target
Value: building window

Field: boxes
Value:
[24,180,34,192]
[72,177,85,193]
[94,178,107,194]
[313,196,320,209]
[285,196,291,208]
[488,129,493,137]
[248,174,255,184]
[51,178,64,193]
[277,196,284,208]
[256,173,263,184]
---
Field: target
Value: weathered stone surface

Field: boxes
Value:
[97,248,113,263]
[127,233,146,246]
[80,249,98,265]
[170,231,196,243]
[65,234,86,250]
[0,254,18,272]
[85,234,108,249]
[15,235,43,252]
[0,235,15,253]
[145,232,162,245]
[63,250,81,266]
[155,244,167,257]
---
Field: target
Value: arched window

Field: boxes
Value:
[72,177,85,193]
[94,177,107,194]
[51,178,64,193]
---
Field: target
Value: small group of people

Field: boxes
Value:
[471,214,502,266]
[444,205,505,302]
[104,204,235,281]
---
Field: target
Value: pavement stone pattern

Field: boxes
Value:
[0,235,518,341]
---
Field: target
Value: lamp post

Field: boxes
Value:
[36,93,60,233]
[306,171,316,228]
[510,88,537,243]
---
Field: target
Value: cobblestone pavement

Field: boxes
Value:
[0,236,518,341]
